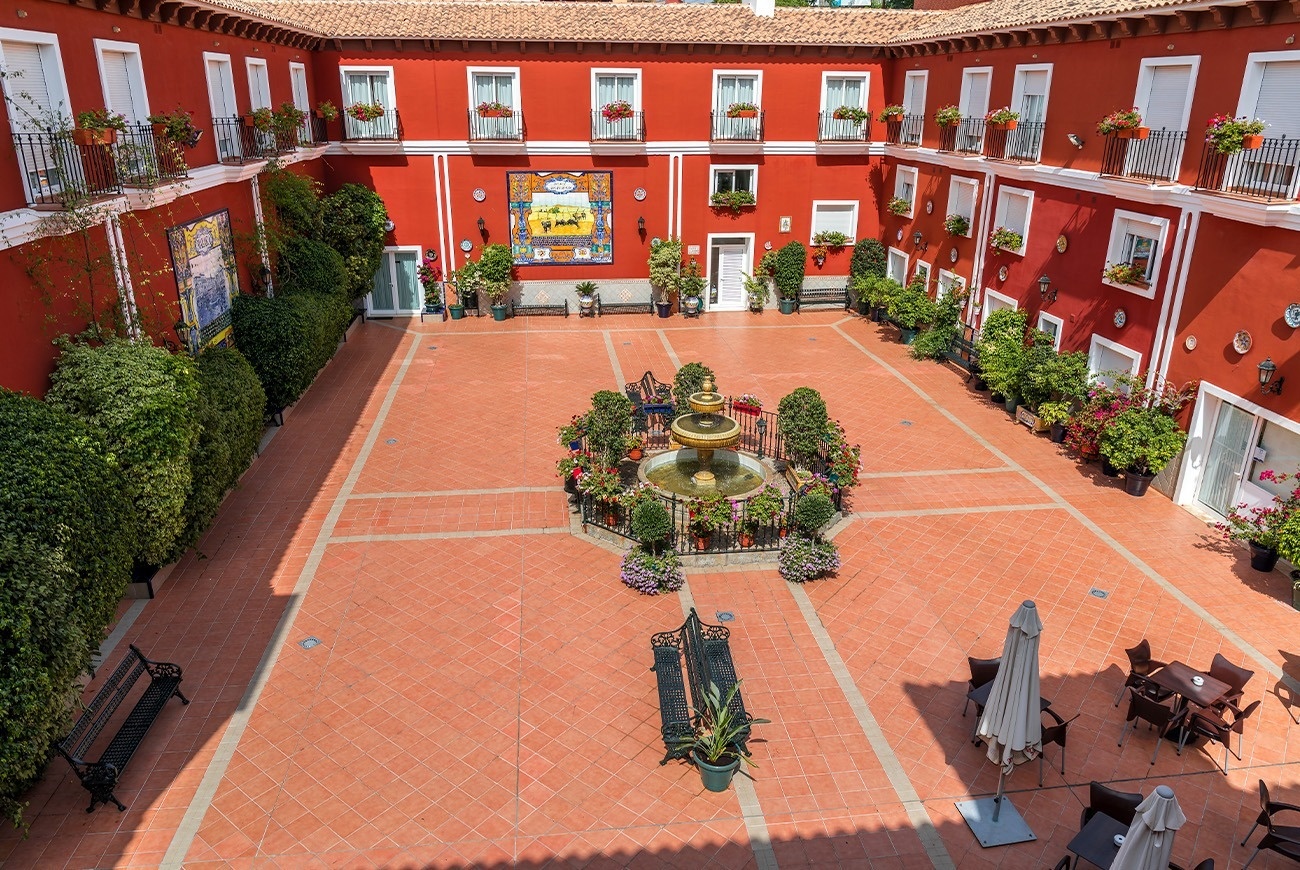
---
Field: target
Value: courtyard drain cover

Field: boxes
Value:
[1089,588,1109,599]
[900,420,914,426]
[385,438,398,445]
[299,637,322,650]
[623,342,631,346]
[716,611,735,622]
[808,337,817,341]
[427,345,438,350]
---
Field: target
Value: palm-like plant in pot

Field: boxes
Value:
[671,681,770,792]
[1098,406,1188,497]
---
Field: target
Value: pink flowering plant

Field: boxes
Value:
[1216,469,1300,550]
[735,393,763,409]
[1097,107,1143,135]
[688,492,737,535]
[601,100,634,122]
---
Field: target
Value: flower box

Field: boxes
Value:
[988,119,1018,131]
[72,128,117,146]
[480,109,509,118]
[733,402,761,416]
[1242,133,1264,150]
[1116,126,1151,140]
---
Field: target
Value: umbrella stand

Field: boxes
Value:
[956,765,1037,847]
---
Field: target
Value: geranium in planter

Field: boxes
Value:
[1097,107,1148,138]
[147,108,201,147]
[1099,406,1188,497]
[985,106,1020,129]
[601,100,634,122]
[1219,468,1300,572]
[832,105,869,123]
[418,252,443,310]
[733,393,763,415]
[1103,261,1147,287]
[73,108,127,145]
[944,213,970,236]
[688,492,736,547]
[315,100,339,121]
[934,105,962,127]
[476,100,513,118]
[877,105,905,123]
[245,107,275,132]
[887,196,911,216]
[1206,114,1266,154]
[726,101,759,118]
[710,189,756,213]
[346,101,386,122]
[989,226,1024,253]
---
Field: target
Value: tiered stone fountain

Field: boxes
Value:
[640,377,768,497]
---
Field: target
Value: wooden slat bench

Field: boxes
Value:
[943,325,981,381]
[595,293,654,316]
[510,299,569,317]
[56,644,189,812]
[796,285,850,310]
[650,608,752,764]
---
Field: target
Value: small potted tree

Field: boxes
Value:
[774,241,806,315]
[975,308,1029,412]
[477,243,516,321]
[418,251,443,315]
[742,273,770,313]
[1099,406,1188,497]
[742,484,784,547]
[777,387,828,471]
[672,681,769,792]
[885,276,937,345]
[648,237,682,318]
[680,259,706,317]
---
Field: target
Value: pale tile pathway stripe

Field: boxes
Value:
[848,503,1060,520]
[787,583,957,869]
[830,322,1300,697]
[603,329,627,390]
[348,486,563,499]
[160,332,425,869]
[330,527,571,544]
[859,466,1016,479]
[658,329,682,371]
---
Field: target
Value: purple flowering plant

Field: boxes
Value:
[620,547,685,596]
[777,533,840,583]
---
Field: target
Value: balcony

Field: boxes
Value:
[114,123,189,187]
[983,121,1045,164]
[1100,129,1187,183]
[711,110,764,143]
[590,110,644,143]
[817,111,870,143]
[936,117,985,155]
[1195,136,1300,202]
[467,109,523,143]
[343,107,402,142]
[11,129,122,207]
[212,116,273,165]
[301,114,330,146]
[884,114,923,146]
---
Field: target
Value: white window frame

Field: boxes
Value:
[1102,209,1170,299]
[0,28,74,128]
[590,67,642,113]
[92,39,149,123]
[809,200,859,243]
[902,70,927,116]
[202,51,237,119]
[711,69,763,114]
[886,247,908,284]
[913,259,932,290]
[818,70,869,113]
[711,164,758,202]
[893,165,918,218]
[958,67,992,119]
[992,186,1033,256]
[936,269,965,301]
[245,57,271,110]
[1088,334,1143,383]
[465,65,517,112]
[1037,311,1064,350]
[946,176,978,237]
[1133,55,1200,132]
[983,288,1018,322]
[343,64,397,110]
[289,61,309,109]
[1010,62,1054,122]
[367,245,424,315]
[1236,49,1300,119]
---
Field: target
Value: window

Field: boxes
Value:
[1037,312,1064,350]
[246,58,270,110]
[204,52,239,160]
[956,68,991,151]
[343,65,396,138]
[1134,58,1198,133]
[991,186,1032,255]
[94,40,149,125]
[592,68,640,140]
[810,201,858,242]
[902,71,926,144]
[946,176,978,237]
[1235,52,1300,198]
[936,269,965,301]
[1009,64,1051,160]
[1103,210,1170,298]
[0,31,72,133]
[1088,334,1142,386]
[711,166,757,202]
[470,68,517,110]
[886,247,908,284]
[982,288,1017,322]
[893,165,918,217]
[467,66,519,140]
[368,248,422,314]
[820,72,868,113]
[713,70,761,112]
[913,260,931,288]
[289,62,310,141]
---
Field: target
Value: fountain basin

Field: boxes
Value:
[640,449,769,498]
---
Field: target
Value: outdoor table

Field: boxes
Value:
[966,679,1053,712]
[1067,811,1128,869]
[1148,661,1231,710]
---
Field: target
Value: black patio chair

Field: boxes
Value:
[1114,638,1170,706]
[1080,780,1143,829]
[1119,688,1185,765]
[1243,817,1300,868]
[1244,779,1300,846]
[1039,708,1079,786]
[1177,699,1261,774]
[1207,652,1255,709]
[963,656,1000,717]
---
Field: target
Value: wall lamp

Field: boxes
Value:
[912,230,928,254]
[1067,133,1085,149]
[1259,357,1285,395]
[638,216,646,234]
[1038,274,1058,303]
[476,216,487,238]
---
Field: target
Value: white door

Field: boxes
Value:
[368,251,421,315]
[1197,402,1257,517]
[1235,61,1300,198]
[715,75,757,139]
[1129,64,1192,178]
[595,73,636,140]
[714,243,747,311]
[472,72,516,140]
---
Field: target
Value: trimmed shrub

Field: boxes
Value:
[585,390,634,467]
[631,499,673,551]
[275,237,348,298]
[910,287,966,361]
[321,183,387,300]
[793,491,835,534]
[262,167,323,240]
[673,362,716,418]
[850,238,887,281]
[233,292,351,413]
[168,348,267,561]
[774,240,807,301]
[46,339,199,566]
[0,392,135,827]
[778,387,829,468]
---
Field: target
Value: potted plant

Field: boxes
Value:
[866,276,898,322]
[648,238,682,317]
[245,106,275,132]
[850,275,872,317]
[887,196,911,216]
[73,108,127,145]
[985,107,1020,130]
[944,213,970,237]
[811,231,850,256]
[975,308,1029,413]
[742,484,785,546]
[1099,406,1188,497]
[556,450,593,494]
[346,101,385,122]
[1097,107,1149,139]
[877,105,905,123]
[886,276,937,344]
[1219,503,1287,573]
[733,393,762,416]
[777,533,841,583]
[575,280,598,315]
[578,467,624,522]
[585,389,635,467]
[688,492,734,549]
[558,414,587,450]
[1103,262,1147,287]
[709,189,756,213]
[671,681,769,792]
[989,226,1024,253]
[832,105,869,123]
[418,252,443,313]
[680,259,705,317]
[1206,114,1267,154]
[620,545,684,596]
[477,243,515,320]
[777,387,828,470]
[601,100,634,122]
[726,101,759,118]
[742,273,769,312]
[272,101,307,148]
[147,108,202,147]
[447,261,478,320]
[315,100,339,121]
[476,100,513,118]
[774,241,806,315]
[934,105,962,127]
[1036,401,1072,444]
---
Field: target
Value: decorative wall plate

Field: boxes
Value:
[764,241,773,250]
[1055,234,1068,253]
[997,265,1008,281]
[472,187,486,202]
[1113,308,1127,328]
[949,247,958,263]
[633,187,647,201]
[925,199,934,214]
[896,229,904,242]
[651,236,662,246]
[1233,330,1253,354]
[1286,303,1300,328]
[1184,335,1197,351]
[459,239,473,252]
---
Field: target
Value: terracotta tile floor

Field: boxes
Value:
[5,310,1300,868]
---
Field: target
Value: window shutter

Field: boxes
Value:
[953,180,975,220]
[1141,65,1191,132]
[102,51,142,124]
[813,203,855,237]
[207,60,234,117]
[290,67,309,111]
[249,64,270,109]
[1020,69,1048,97]
[1254,61,1300,139]
[904,74,925,114]
[961,71,989,117]
[1001,193,1029,234]
[1,42,55,131]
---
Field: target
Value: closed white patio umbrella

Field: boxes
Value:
[1112,785,1186,870]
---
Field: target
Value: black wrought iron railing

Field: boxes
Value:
[1195,136,1300,202]
[955,117,986,155]
[114,123,188,187]
[983,121,1045,163]
[818,111,870,143]
[1100,129,1187,182]
[467,109,522,142]
[305,114,329,144]
[343,107,402,141]
[591,110,644,142]
[11,130,122,206]
[711,110,765,142]
[211,116,270,164]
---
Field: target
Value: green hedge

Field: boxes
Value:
[774,241,807,301]
[46,340,199,567]
[0,392,135,827]
[321,184,387,301]
[850,238,887,281]
[262,167,323,240]
[233,292,352,412]
[275,237,348,298]
[168,348,267,561]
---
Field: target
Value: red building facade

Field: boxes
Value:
[2,0,1298,521]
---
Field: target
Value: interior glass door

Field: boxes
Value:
[1197,401,1257,517]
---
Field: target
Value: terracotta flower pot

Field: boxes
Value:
[693,532,712,551]
[731,110,758,118]
[1134,126,1151,139]
[627,448,643,460]
[1242,133,1264,150]
[739,531,755,548]
[989,119,1017,131]
[73,127,117,146]
[480,109,509,118]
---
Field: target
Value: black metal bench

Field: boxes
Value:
[624,370,674,435]
[650,608,751,764]
[510,299,569,317]
[595,292,654,316]
[796,285,850,310]
[55,644,189,812]
[943,325,981,381]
